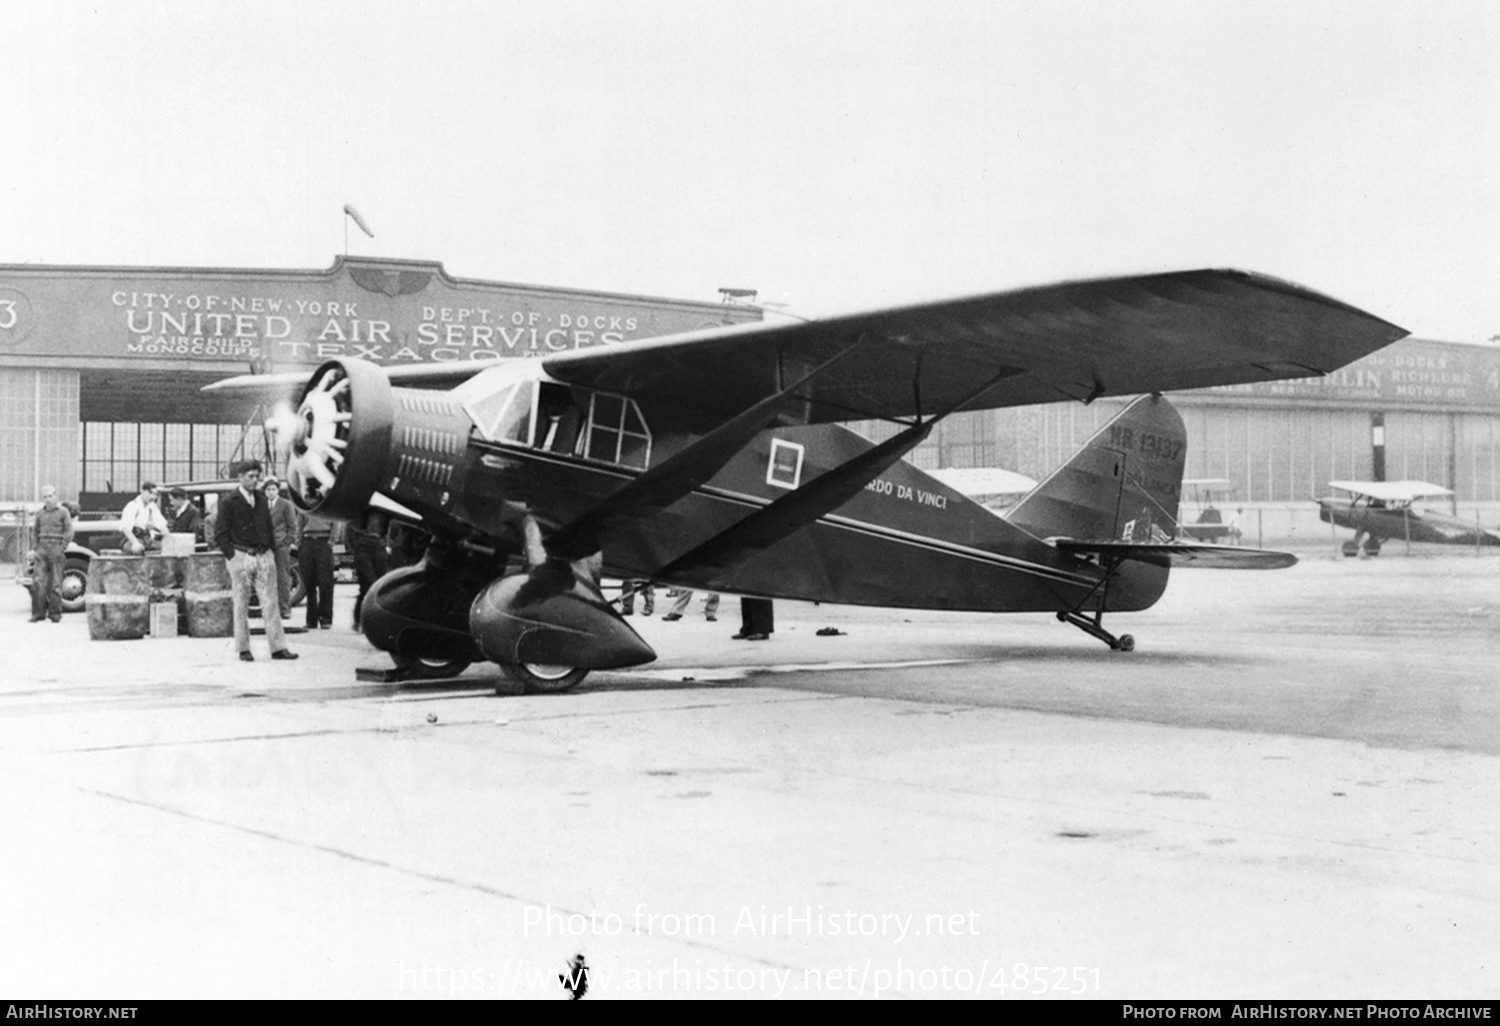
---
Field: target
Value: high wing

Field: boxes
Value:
[540,269,1408,424]
[1327,480,1453,502]
[1055,540,1297,570]
[205,360,484,395]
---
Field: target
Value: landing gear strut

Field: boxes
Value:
[1057,610,1135,651]
[1058,555,1136,652]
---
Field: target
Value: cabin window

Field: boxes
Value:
[464,373,650,469]
[463,381,533,445]
[537,383,585,455]
[583,391,651,470]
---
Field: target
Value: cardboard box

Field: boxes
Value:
[150,601,179,639]
[161,533,197,557]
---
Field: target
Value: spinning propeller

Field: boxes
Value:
[267,365,353,506]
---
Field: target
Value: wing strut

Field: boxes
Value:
[650,365,1021,580]
[653,417,936,581]
[547,337,871,560]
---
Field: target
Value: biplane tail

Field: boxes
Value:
[1004,394,1186,546]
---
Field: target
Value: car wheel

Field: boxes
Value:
[287,562,306,607]
[59,557,91,614]
[391,653,473,680]
[500,662,589,694]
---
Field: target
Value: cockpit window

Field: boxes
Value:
[463,382,532,444]
[538,383,585,455]
[584,391,651,469]
[457,364,541,445]
[462,368,650,470]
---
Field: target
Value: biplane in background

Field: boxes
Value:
[208,269,1407,691]
[1316,480,1500,556]
[1177,478,1241,543]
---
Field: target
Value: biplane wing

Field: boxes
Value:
[1326,480,1453,502]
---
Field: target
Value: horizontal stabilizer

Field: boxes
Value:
[1055,540,1297,569]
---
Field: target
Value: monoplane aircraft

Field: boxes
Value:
[1317,480,1500,556]
[208,269,1407,691]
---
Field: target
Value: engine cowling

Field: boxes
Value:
[282,358,394,521]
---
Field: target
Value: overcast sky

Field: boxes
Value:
[3,0,1496,341]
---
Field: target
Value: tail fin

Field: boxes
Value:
[1004,395,1185,543]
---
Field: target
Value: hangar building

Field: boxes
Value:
[873,335,1500,544]
[3,255,1497,550]
[0,256,759,509]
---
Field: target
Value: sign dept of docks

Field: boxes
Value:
[0,256,759,372]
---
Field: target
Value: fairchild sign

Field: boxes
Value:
[0,257,757,369]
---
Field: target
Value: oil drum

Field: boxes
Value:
[85,556,150,640]
[184,553,234,638]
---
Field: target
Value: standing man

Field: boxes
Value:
[120,481,168,555]
[347,518,389,631]
[213,460,297,663]
[297,509,337,630]
[165,487,203,542]
[29,485,73,623]
[620,580,655,617]
[661,588,719,622]
[732,597,774,641]
[264,478,299,618]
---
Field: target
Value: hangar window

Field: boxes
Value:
[81,421,267,496]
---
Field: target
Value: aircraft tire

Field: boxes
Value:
[1341,541,1360,557]
[1116,634,1135,652]
[500,662,588,694]
[391,653,473,680]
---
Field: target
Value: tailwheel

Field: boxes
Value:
[1057,610,1136,652]
[1057,553,1138,652]
[501,662,589,695]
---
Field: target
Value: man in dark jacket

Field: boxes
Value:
[166,487,203,542]
[348,519,388,631]
[264,478,299,617]
[297,510,337,630]
[213,460,297,662]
